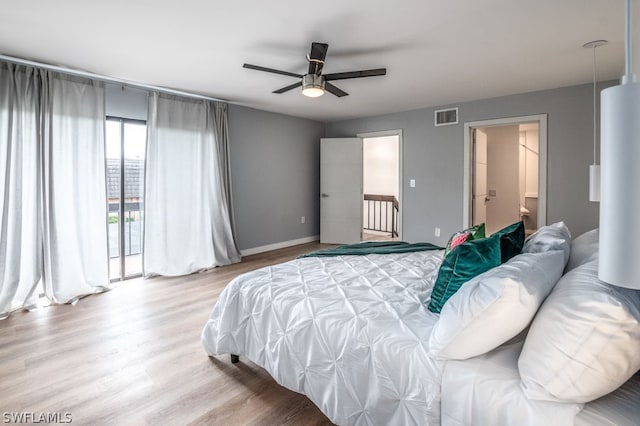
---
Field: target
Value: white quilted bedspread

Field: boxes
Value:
[201,251,445,425]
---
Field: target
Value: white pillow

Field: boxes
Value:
[522,221,571,264]
[519,260,640,403]
[564,228,599,273]
[429,250,565,360]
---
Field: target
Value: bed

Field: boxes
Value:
[201,224,640,425]
[441,341,640,426]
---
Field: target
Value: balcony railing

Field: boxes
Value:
[364,194,399,237]
[108,201,143,258]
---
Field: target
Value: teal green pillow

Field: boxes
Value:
[493,221,525,263]
[428,234,502,313]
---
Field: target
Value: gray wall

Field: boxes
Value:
[228,104,325,251]
[325,82,614,245]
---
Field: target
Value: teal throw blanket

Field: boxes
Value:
[299,241,443,258]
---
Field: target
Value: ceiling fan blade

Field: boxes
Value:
[273,81,303,94]
[325,82,348,97]
[308,42,329,75]
[243,63,302,78]
[324,68,387,81]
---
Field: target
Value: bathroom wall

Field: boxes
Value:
[518,125,539,232]
[363,136,399,198]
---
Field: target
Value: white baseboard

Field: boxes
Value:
[241,235,320,257]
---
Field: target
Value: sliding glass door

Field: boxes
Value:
[106,117,146,280]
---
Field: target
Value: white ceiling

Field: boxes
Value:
[0,1,634,122]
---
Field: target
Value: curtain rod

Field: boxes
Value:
[0,53,227,103]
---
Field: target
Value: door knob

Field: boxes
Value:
[321,193,329,198]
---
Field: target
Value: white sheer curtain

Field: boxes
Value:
[0,64,110,318]
[0,64,42,318]
[41,73,111,302]
[144,93,240,277]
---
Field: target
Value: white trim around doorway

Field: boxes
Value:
[462,114,548,229]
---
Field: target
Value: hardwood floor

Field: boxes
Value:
[0,242,336,426]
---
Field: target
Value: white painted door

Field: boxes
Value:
[320,138,363,244]
[473,129,488,227]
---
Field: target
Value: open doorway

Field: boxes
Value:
[106,117,146,281]
[361,133,401,241]
[319,131,402,245]
[463,115,547,237]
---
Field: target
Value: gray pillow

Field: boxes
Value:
[564,228,599,273]
[522,222,571,265]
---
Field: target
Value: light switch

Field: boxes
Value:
[410,179,416,188]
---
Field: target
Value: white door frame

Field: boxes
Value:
[357,129,403,239]
[463,115,547,229]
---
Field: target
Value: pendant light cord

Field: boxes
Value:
[583,40,608,166]
[624,0,633,81]
[593,45,597,165]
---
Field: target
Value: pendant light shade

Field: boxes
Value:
[589,164,600,202]
[599,82,640,288]
[598,0,640,289]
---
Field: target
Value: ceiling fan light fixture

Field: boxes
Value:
[243,42,385,97]
[302,74,325,97]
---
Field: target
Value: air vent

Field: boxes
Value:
[434,107,459,126]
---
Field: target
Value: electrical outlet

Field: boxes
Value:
[435,227,441,237]
[301,216,306,224]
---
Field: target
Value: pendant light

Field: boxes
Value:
[583,40,608,202]
[599,0,640,289]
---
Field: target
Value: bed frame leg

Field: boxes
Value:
[230,354,239,364]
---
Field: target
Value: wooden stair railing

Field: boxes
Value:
[363,194,399,237]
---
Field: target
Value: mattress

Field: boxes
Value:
[441,340,640,426]
[201,251,445,425]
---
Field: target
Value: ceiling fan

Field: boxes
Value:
[243,42,387,98]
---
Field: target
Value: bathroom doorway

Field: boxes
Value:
[463,115,547,236]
